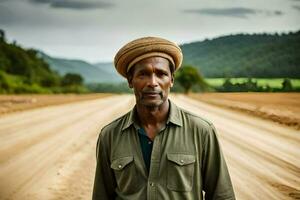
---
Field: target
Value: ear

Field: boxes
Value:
[170,74,174,88]
[127,75,133,88]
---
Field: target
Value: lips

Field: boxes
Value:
[144,92,159,96]
[142,91,161,98]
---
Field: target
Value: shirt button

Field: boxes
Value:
[118,164,122,169]
[150,182,154,187]
[180,159,184,164]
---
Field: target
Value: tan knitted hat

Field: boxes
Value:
[114,36,183,78]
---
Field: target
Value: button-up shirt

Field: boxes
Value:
[93,100,235,200]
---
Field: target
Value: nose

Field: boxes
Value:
[148,74,158,88]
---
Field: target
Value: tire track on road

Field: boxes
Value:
[0,95,135,200]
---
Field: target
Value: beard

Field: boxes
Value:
[135,89,166,107]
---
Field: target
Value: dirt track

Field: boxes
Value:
[0,94,299,199]
[188,93,300,129]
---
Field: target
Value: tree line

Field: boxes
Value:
[181,31,300,78]
[216,78,298,92]
[0,30,86,93]
[1,29,298,94]
[88,66,299,93]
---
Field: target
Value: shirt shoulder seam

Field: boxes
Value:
[100,111,131,133]
[180,107,213,126]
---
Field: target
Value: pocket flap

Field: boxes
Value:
[111,156,134,170]
[167,153,195,166]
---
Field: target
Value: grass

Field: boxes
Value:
[0,71,89,94]
[205,78,300,89]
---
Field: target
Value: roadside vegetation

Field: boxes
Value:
[0,30,87,94]
[206,77,300,92]
[1,29,299,94]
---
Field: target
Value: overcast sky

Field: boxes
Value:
[0,0,299,63]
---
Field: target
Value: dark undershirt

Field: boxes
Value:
[137,128,153,173]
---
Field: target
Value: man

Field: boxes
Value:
[93,37,235,200]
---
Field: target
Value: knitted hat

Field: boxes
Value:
[114,36,183,78]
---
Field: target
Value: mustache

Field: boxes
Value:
[141,89,163,99]
[142,89,162,94]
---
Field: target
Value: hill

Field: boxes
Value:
[39,53,122,83]
[0,31,60,93]
[93,62,116,74]
[180,31,300,78]
[0,30,87,93]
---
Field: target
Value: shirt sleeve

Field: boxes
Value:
[92,131,117,200]
[201,124,236,200]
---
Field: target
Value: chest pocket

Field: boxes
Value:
[111,156,140,194]
[167,153,196,192]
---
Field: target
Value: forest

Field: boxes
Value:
[181,31,300,78]
[0,30,86,93]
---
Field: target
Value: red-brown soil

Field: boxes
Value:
[188,93,300,129]
[0,93,112,115]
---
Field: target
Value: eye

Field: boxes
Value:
[157,71,168,77]
[136,71,147,78]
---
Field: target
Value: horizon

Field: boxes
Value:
[2,29,298,65]
[1,0,299,63]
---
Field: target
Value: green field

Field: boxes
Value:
[205,78,300,89]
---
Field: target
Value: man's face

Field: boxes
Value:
[128,57,174,107]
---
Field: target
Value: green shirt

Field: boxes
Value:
[93,100,235,200]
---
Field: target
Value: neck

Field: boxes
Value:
[136,100,170,127]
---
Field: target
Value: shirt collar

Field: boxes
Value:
[121,99,182,132]
[167,100,183,127]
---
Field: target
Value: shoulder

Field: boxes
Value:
[99,110,131,139]
[179,106,214,130]
[178,107,219,147]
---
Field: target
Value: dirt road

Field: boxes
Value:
[171,95,300,200]
[0,94,299,199]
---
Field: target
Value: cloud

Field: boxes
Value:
[183,7,283,18]
[265,10,283,16]
[29,0,114,10]
[30,0,53,3]
[51,1,113,10]
[292,5,300,11]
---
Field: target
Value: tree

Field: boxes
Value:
[282,78,293,91]
[40,73,60,87]
[222,78,234,91]
[61,73,83,86]
[0,29,5,42]
[175,65,208,94]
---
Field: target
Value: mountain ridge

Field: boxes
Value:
[35,31,300,82]
[180,31,300,78]
[39,52,122,83]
